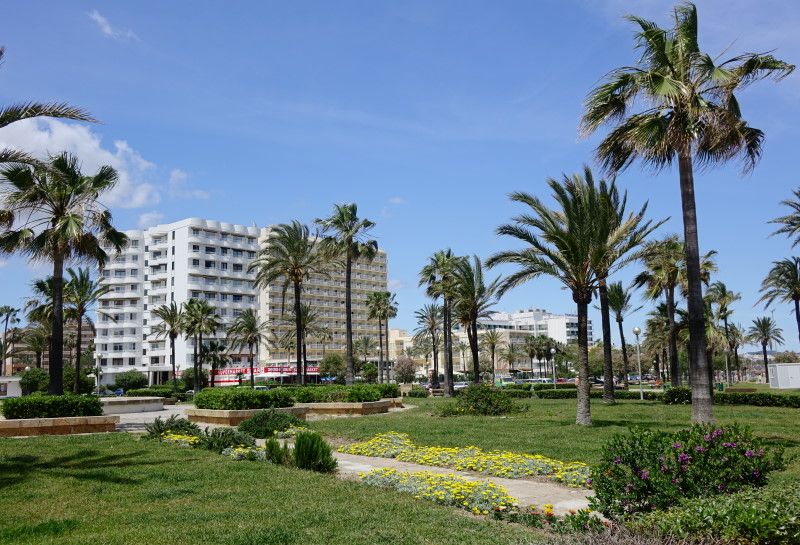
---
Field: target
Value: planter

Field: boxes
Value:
[294,399,396,419]
[101,396,164,414]
[0,415,120,437]
[186,407,309,426]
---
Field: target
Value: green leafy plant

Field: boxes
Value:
[193,387,294,410]
[143,415,201,439]
[17,367,49,395]
[293,430,337,473]
[440,384,517,416]
[198,427,256,453]
[662,387,692,405]
[264,436,292,465]
[376,383,400,399]
[111,370,148,391]
[1,393,103,419]
[126,387,176,398]
[237,409,304,439]
[591,424,784,519]
[406,386,429,398]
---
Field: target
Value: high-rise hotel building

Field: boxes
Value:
[95,218,387,386]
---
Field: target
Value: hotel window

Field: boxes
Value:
[233,264,243,272]
[128,358,136,366]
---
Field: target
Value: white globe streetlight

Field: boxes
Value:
[550,347,557,389]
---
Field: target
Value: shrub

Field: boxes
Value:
[406,385,429,398]
[1,393,103,419]
[532,383,577,391]
[181,368,208,390]
[193,387,294,410]
[661,387,692,405]
[126,387,175,398]
[504,388,532,399]
[319,353,346,382]
[17,367,49,395]
[590,424,784,519]
[144,415,201,439]
[197,427,256,453]
[716,391,800,408]
[62,366,95,395]
[377,383,400,399]
[634,483,800,544]
[346,384,382,402]
[536,389,579,399]
[362,363,378,383]
[264,436,292,465]
[237,409,304,439]
[112,370,148,392]
[535,389,661,401]
[440,384,517,416]
[293,430,337,473]
[393,356,417,383]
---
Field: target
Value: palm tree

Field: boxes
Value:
[64,267,109,393]
[0,46,95,166]
[182,298,220,391]
[607,282,641,388]
[366,291,397,383]
[0,153,127,394]
[251,221,329,385]
[419,250,464,395]
[354,336,377,371]
[644,303,673,381]
[24,322,51,369]
[747,317,784,383]
[151,302,184,392]
[413,304,442,387]
[0,305,19,376]
[488,173,605,426]
[522,336,539,377]
[452,255,500,384]
[582,2,794,423]
[728,323,745,381]
[771,188,800,246]
[315,327,333,359]
[315,204,377,385]
[758,258,800,346]
[226,309,269,388]
[203,340,228,388]
[499,344,523,376]
[456,340,468,373]
[707,281,741,384]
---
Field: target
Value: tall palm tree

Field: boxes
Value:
[499,344,523,376]
[747,317,784,383]
[607,282,641,388]
[354,336,377,371]
[151,302,184,392]
[582,1,794,423]
[64,267,109,393]
[226,309,269,388]
[24,322,50,369]
[707,281,741,383]
[452,255,500,384]
[522,336,539,377]
[456,341,468,373]
[0,153,127,394]
[488,173,607,426]
[728,323,745,381]
[292,303,326,382]
[182,298,220,391]
[0,305,19,376]
[315,327,333,359]
[203,340,228,388]
[771,188,800,247]
[413,304,441,387]
[419,250,464,396]
[366,291,397,383]
[315,204,377,385]
[0,46,95,166]
[758,258,800,346]
[251,221,329,385]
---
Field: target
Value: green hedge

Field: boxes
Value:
[288,384,384,403]
[532,383,577,392]
[503,388,533,398]
[377,383,400,399]
[1,393,103,419]
[663,387,800,408]
[126,387,175,398]
[535,389,661,401]
[193,388,294,410]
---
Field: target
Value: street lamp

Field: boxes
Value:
[550,347,557,389]
[632,327,644,400]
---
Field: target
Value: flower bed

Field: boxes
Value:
[340,432,591,487]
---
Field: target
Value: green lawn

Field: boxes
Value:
[0,433,543,545]
[310,397,800,484]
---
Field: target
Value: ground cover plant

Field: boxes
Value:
[237,409,304,438]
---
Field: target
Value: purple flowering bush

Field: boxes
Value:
[590,424,784,519]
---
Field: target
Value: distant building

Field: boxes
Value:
[467,308,592,345]
[6,320,95,375]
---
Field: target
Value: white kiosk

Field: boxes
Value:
[768,363,800,389]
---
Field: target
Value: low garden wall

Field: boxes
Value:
[102,396,164,414]
[0,415,120,437]
[186,407,309,426]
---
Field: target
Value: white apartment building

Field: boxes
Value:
[477,308,592,345]
[96,218,260,385]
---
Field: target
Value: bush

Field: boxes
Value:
[319,353,346,382]
[377,383,400,399]
[293,430,337,473]
[716,390,800,408]
[362,363,378,383]
[112,370,148,392]
[1,393,103,419]
[394,356,417,383]
[144,415,201,439]
[237,409,304,439]
[198,427,256,453]
[126,387,175,398]
[62,366,95,394]
[634,483,800,544]
[535,389,661,401]
[181,368,208,390]
[441,384,517,416]
[406,386,429,398]
[590,424,784,519]
[346,384,382,402]
[504,388,532,398]
[532,383,577,392]
[264,436,292,465]
[662,387,692,405]
[193,387,294,410]
[17,367,49,395]
[536,389,579,399]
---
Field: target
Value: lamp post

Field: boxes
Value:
[550,347,557,389]
[633,327,643,401]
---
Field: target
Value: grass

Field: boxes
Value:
[310,397,800,485]
[0,433,544,545]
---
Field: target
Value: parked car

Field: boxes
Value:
[453,382,469,390]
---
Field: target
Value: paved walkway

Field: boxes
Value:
[334,451,592,515]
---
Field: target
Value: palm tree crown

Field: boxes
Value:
[64,267,109,393]
[759,258,800,346]
[151,302,184,391]
[226,308,269,388]
[747,317,784,383]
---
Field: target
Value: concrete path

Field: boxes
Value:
[334,450,592,515]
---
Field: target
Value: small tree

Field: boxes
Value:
[112,370,148,391]
[319,352,346,384]
[362,363,378,383]
[394,356,417,383]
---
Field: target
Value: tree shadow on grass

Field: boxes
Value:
[0,448,173,490]
[0,518,80,542]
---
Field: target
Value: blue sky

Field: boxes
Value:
[1,1,799,351]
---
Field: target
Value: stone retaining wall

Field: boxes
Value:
[0,416,120,437]
[186,407,309,426]
[102,396,164,414]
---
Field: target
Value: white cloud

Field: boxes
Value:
[138,211,164,228]
[0,259,6,269]
[88,9,138,41]
[168,168,209,200]
[388,278,406,291]
[0,118,160,208]
[388,196,406,205]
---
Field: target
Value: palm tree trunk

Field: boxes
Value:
[193,333,199,391]
[794,298,800,346]
[344,248,354,385]
[384,317,390,383]
[490,345,496,383]
[443,298,454,397]
[653,353,660,383]
[470,320,480,383]
[617,318,630,388]
[599,280,615,401]
[36,351,42,369]
[249,342,255,388]
[170,333,178,392]
[377,316,384,384]
[293,281,303,385]
[73,313,83,393]
[575,295,592,426]
[761,342,770,383]
[431,334,439,388]
[302,334,308,384]
[666,287,680,387]
[678,152,713,424]
[48,251,65,395]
